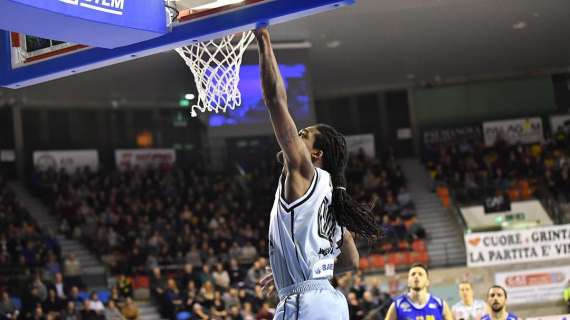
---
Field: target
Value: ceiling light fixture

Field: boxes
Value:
[512,21,527,30]
[326,40,341,48]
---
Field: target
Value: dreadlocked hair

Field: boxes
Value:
[313,124,382,240]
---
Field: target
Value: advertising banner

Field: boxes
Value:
[527,315,570,320]
[495,266,570,305]
[33,150,99,173]
[115,149,176,170]
[550,114,570,134]
[465,224,570,267]
[345,134,375,158]
[423,125,483,145]
[483,117,543,147]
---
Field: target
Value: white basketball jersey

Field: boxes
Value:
[452,300,486,320]
[268,167,343,292]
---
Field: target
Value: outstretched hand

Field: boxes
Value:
[259,271,276,298]
[254,26,269,42]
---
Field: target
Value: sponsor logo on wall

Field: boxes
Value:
[345,134,375,158]
[115,149,176,170]
[423,125,483,145]
[465,224,570,267]
[33,150,99,173]
[495,266,570,305]
[527,315,570,320]
[550,114,570,134]
[483,117,543,147]
[484,194,511,213]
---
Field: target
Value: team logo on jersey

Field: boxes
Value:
[428,303,437,309]
[399,302,412,312]
[317,198,336,243]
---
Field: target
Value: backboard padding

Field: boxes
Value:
[0,0,355,89]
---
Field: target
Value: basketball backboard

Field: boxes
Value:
[0,0,354,89]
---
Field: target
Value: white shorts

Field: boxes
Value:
[273,280,349,320]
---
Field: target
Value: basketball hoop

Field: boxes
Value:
[175,31,255,117]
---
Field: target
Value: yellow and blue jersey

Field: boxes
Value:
[394,294,445,320]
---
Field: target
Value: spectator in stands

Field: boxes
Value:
[178,263,198,291]
[185,245,202,266]
[408,219,427,240]
[116,274,133,299]
[239,242,258,264]
[361,291,379,316]
[109,287,123,306]
[22,287,43,319]
[350,275,366,299]
[228,304,243,320]
[397,187,413,208]
[67,286,83,310]
[195,265,213,289]
[198,280,215,310]
[48,272,67,300]
[212,263,231,290]
[42,289,65,316]
[45,253,61,278]
[236,301,253,320]
[163,278,183,319]
[63,254,82,288]
[348,292,365,320]
[255,302,273,320]
[80,300,103,320]
[105,300,125,320]
[222,287,240,310]
[0,291,20,319]
[150,266,165,304]
[245,259,265,288]
[87,292,105,315]
[192,303,209,320]
[211,291,228,318]
[32,273,48,302]
[60,301,80,320]
[32,305,45,320]
[121,298,139,320]
[228,259,245,284]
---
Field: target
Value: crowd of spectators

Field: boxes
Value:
[424,131,570,205]
[1,173,147,320]
[347,151,426,251]
[146,259,392,320]
[27,149,424,319]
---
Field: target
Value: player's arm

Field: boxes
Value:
[385,303,397,320]
[255,28,314,188]
[443,301,454,320]
[334,230,359,275]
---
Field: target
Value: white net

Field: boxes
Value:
[175,31,256,117]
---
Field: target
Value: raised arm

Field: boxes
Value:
[255,28,314,200]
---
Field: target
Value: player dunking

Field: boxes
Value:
[254,28,381,319]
